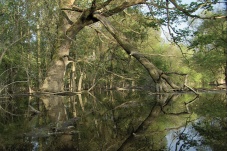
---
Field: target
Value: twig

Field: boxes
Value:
[0,34,28,64]
[184,84,199,95]
[0,105,21,116]
[105,69,134,80]
[0,81,28,93]
[29,105,41,114]
[0,67,18,77]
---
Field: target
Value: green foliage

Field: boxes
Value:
[0,1,226,151]
[0,0,60,93]
[189,12,226,86]
[190,93,227,150]
[0,0,226,92]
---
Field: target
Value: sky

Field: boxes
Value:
[160,0,226,42]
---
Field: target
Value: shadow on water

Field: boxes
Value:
[0,90,226,151]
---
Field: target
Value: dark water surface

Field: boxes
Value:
[0,90,226,151]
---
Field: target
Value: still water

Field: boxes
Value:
[0,90,226,151]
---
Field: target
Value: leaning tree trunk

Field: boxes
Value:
[39,0,150,93]
[40,0,180,93]
[93,14,180,92]
[40,0,109,92]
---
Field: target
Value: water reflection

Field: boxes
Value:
[166,120,212,151]
[0,91,226,150]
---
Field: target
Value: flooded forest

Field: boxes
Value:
[0,0,226,151]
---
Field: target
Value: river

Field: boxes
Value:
[0,90,226,151]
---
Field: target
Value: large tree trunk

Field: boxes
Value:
[40,0,180,93]
[40,0,102,92]
[40,0,88,92]
[40,0,73,92]
[40,33,75,92]
[39,0,149,93]
[93,14,180,92]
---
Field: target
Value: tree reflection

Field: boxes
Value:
[191,93,227,151]
[0,91,226,150]
[167,93,227,151]
[116,93,199,151]
[39,95,79,150]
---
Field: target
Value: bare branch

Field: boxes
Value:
[0,34,28,64]
[61,6,84,12]
[0,105,21,116]
[105,69,134,80]
[145,1,173,9]
[93,14,180,90]
[0,81,28,93]
[169,0,227,19]
[102,0,146,17]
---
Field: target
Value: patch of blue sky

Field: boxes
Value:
[141,0,226,42]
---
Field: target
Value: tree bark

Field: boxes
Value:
[40,0,100,92]
[39,0,181,93]
[93,14,180,92]
[40,0,84,92]
[77,72,84,92]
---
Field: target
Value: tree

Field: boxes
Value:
[41,0,225,92]
[1,0,226,93]
[0,0,61,93]
[189,10,226,87]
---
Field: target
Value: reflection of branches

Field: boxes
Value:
[184,95,199,114]
[160,94,188,115]
[168,116,192,150]
[161,94,199,115]
[175,116,190,151]
[184,84,199,95]
[117,102,159,151]
[173,116,199,151]
[164,111,189,115]
[77,94,84,111]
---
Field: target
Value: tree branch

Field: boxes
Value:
[0,81,28,93]
[93,14,180,91]
[169,0,227,19]
[0,105,21,116]
[62,0,148,39]
[0,34,28,64]
[96,0,113,10]
[101,0,146,17]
